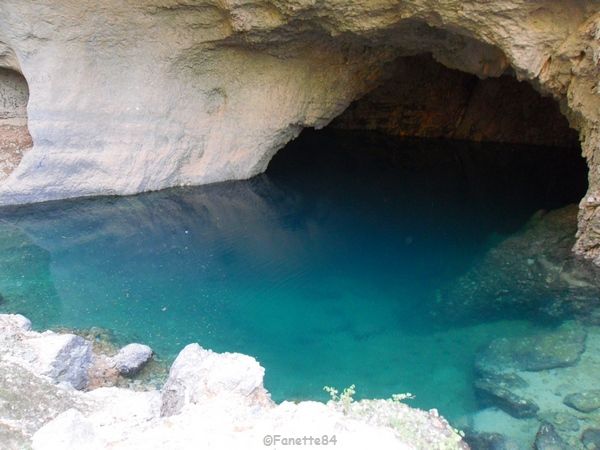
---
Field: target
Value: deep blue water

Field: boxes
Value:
[0,130,587,422]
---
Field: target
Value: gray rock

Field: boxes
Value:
[463,431,519,450]
[474,377,539,418]
[564,390,600,413]
[582,428,600,450]
[475,321,586,374]
[534,422,567,450]
[29,333,93,390]
[539,411,580,433]
[111,343,153,377]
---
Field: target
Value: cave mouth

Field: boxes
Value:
[268,53,587,245]
[265,53,592,322]
[0,67,32,181]
[0,55,595,448]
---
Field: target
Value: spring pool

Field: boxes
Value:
[0,130,589,426]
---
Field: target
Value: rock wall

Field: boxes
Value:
[0,68,31,181]
[332,55,579,148]
[0,1,599,261]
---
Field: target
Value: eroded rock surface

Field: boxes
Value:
[0,1,598,262]
[534,423,568,450]
[564,391,600,413]
[476,322,587,374]
[440,205,600,320]
[332,55,579,148]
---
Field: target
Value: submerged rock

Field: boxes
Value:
[474,377,539,418]
[534,422,567,450]
[111,343,153,377]
[581,428,600,450]
[475,321,586,374]
[463,431,519,450]
[440,206,600,321]
[538,411,580,434]
[563,390,600,413]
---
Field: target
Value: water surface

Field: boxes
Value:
[0,130,588,422]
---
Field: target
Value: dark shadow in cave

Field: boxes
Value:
[266,54,590,326]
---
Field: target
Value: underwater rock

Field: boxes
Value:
[475,321,587,374]
[111,343,153,377]
[463,431,519,450]
[563,390,600,413]
[160,343,272,416]
[472,372,535,418]
[538,411,580,434]
[474,377,539,418]
[581,428,600,450]
[534,422,567,450]
[440,206,600,321]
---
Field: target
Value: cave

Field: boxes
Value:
[1,2,600,449]
[269,53,588,223]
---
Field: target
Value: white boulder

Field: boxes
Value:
[0,313,32,338]
[31,409,101,450]
[161,343,271,416]
[111,343,153,376]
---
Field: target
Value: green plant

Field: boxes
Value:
[323,384,356,415]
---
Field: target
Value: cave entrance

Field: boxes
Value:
[265,53,590,322]
[268,54,587,232]
[0,67,31,181]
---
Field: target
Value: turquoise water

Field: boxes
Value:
[0,130,587,422]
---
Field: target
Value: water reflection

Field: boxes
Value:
[0,130,590,427]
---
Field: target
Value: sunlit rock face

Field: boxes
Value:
[0,68,31,181]
[0,1,599,260]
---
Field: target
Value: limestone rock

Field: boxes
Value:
[111,343,153,377]
[463,431,519,450]
[474,377,539,419]
[1,313,466,449]
[534,423,567,450]
[160,343,271,416]
[0,313,31,336]
[581,428,600,450]
[332,55,578,148]
[538,411,580,434]
[0,0,597,264]
[564,390,600,413]
[475,322,587,374]
[27,333,93,390]
[31,409,101,450]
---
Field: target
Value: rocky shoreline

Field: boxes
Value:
[0,314,466,449]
